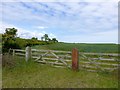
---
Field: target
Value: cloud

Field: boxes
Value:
[0,22,43,39]
[0,21,57,40]
[49,33,56,38]
[1,1,118,43]
[37,26,48,29]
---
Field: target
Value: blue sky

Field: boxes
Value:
[0,0,118,43]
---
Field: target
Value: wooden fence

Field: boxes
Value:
[10,47,72,68]
[9,47,119,72]
[79,52,119,72]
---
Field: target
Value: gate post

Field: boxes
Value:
[13,49,15,57]
[72,48,79,71]
[25,46,31,62]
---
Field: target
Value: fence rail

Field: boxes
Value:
[9,47,119,72]
[82,52,119,56]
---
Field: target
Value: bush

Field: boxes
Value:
[2,38,21,52]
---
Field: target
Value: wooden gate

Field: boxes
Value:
[79,52,119,72]
[32,49,72,68]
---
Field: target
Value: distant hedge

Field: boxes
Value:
[2,37,55,53]
[2,28,56,53]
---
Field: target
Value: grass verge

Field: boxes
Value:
[2,56,118,88]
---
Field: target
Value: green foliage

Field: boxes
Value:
[2,28,20,52]
[2,28,58,53]
[41,37,44,41]
[3,28,17,39]
[31,37,38,40]
[52,38,58,43]
[44,34,49,41]
[15,38,54,48]
[41,34,50,42]
[41,34,58,43]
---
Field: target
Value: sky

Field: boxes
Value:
[0,0,118,43]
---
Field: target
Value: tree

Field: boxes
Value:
[48,38,51,41]
[44,34,49,41]
[52,38,58,43]
[5,28,17,38]
[2,28,17,41]
[41,34,58,43]
[41,37,44,41]
[2,28,19,52]
[42,34,49,42]
[31,37,38,40]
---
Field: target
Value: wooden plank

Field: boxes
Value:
[52,50,71,54]
[41,52,49,57]
[50,51,59,58]
[79,61,118,67]
[103,67,118,71]
[57,55,71,58]
[14,49,25,52]
[48,52,68,67]
[33,56,70,62]
[80,65,96,69]
[32,49,71,54]
[32,53,71,58]
[42,57,71,62]
[37,60,64,65]
[81,54,105,71]
[42,57,59,61]
[91,58,117,61]
[32,49,48,52]
[80,57,118,64]
[80,65,118,72]
[32,56,39,59]
[82,52,119,57]
[59,58,68,66]
[15,53,25,56]
[34,56,41,61]
[80,55,118,62]
[99,63,118,67]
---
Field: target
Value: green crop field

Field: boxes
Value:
[32,42,119,53]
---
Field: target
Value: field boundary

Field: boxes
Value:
[9,47,119,72]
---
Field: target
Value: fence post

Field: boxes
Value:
[13,49,15,57]
[25,46,31,62]
[72,48,79,71]
[8,48,11,54]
